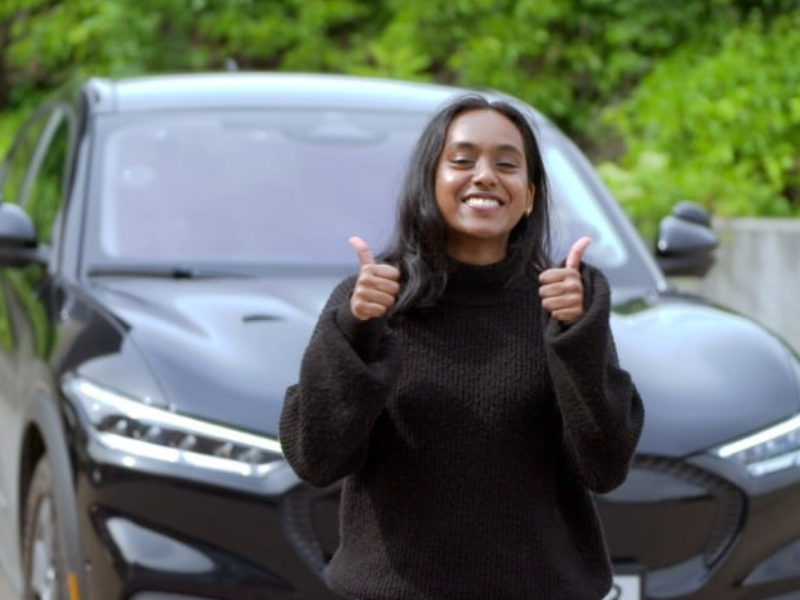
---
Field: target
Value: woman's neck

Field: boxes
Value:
[444,244,507,265]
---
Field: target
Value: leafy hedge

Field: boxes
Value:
[598,10,800,241]
[1,0,798,239]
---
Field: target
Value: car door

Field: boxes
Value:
[0,101,74,586]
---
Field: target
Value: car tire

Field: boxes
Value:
[22,456,70,600]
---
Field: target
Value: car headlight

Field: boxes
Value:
[712,414,800,477]
[62,373,283,478]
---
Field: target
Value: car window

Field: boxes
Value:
[545,146,628,268]
[87,109,655,290]
[93,110,426,265]
[25,110,72,247]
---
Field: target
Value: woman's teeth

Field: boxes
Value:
[465,197,500,208]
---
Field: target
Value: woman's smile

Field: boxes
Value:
[462,193,505,210]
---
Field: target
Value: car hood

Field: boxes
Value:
[612,295,800,457]
[85,275,346,437]
[84,279,800,457]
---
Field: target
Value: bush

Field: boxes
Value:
[598,11,800,242]
[2,0,799,244]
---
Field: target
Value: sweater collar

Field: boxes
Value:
[442,253,525,297]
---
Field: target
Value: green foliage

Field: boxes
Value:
[0,0,798,237]
[344,0,785,150]
[0,111,25,163]
[598,11,800,241]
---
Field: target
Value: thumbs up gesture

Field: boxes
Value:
[539,237,591,323]
[348,236,401,321]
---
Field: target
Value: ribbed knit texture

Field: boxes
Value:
[280,257,644,600]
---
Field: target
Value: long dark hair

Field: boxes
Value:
[379,94,552,313]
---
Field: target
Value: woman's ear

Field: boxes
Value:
[526,184,536,216]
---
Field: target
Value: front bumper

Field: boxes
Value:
[73,450,343,600]
[598,455,800,600]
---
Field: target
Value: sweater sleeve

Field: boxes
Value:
[279,276,402,488]
[544,265,645,494]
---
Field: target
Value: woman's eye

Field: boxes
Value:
[497,161,518,169]
[451,158,473,166]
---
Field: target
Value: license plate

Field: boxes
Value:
[602,569,643,600]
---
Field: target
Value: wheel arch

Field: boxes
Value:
[20,387,88,600]
[18,422,45,543]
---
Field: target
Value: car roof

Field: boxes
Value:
[84,72,482,114]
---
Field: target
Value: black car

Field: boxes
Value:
[1,72,799,600]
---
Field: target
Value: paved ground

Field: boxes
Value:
[0,568,18,599]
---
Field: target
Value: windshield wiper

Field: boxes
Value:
[86,264,251,279]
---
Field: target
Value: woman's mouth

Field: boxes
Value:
[463,195,503,208]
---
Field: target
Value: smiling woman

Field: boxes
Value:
[280,93,645,600]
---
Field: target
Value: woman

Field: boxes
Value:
[280,94,644,600]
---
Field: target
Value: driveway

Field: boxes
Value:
[0,568,18,599]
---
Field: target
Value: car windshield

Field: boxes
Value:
[86,109,656,288]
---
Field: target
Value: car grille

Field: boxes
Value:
[596,455,746,570]
[281,456,746,579]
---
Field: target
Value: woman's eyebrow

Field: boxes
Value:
[495,143,524,156]
[447,141,524,155]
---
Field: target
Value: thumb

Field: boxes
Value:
[565,236,591,270]
[348,236,375,267]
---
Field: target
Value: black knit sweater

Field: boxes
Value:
[280,257,644,600]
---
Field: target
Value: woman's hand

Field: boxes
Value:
[539,236,591,323]
[348,236,401,321]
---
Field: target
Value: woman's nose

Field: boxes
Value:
[472,159,497,186]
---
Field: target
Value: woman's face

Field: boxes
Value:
[434,109,535,265]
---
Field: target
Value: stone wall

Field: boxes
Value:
[675,218,800,354]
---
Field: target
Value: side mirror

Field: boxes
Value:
[655,201,718,277]
[0,202,43,267]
